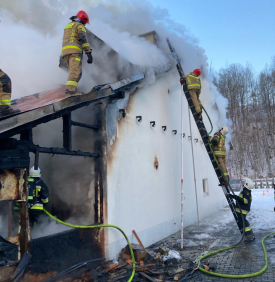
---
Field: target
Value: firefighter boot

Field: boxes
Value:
[65,89,85,96]
[0,105,20,118]
[244,233,255,243]
[197,112,203,121]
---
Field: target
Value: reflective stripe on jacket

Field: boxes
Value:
[28,177,49,209]
[62,21,91,57]
[235,188,252,214]
[184,72,201,90]
[211,132,226,156]
[0,69,12,106]
[30,203,44,210]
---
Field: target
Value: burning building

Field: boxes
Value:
[0,1,230,280]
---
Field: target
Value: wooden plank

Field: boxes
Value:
[102,263,118,273]
[0,159,30,170]
[136,264,156,272]
[0,147,29,157]
[139,272,155,282]
[132,230,146,252]
[0,169,20,200]
[0,104,54,134]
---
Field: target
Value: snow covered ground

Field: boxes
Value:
[147,188,275,281]
[249,188,274,231]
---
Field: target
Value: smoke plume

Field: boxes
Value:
[0,0,231,238]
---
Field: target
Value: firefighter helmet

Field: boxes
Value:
[219,126,229,135]
[77,10,90,25]
[243,177,254,190]
[29,166,41,178]
[193,69,201,76]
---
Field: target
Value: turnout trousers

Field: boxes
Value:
[236,212,253,236]
[63,53,83,94]
[29,210,48,228]
[189,89,202,114]
[215,155,229,181]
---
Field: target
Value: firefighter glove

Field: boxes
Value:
[228,194,237,200]
[87,52,93,64]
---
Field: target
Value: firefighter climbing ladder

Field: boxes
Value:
[166,38,242,234]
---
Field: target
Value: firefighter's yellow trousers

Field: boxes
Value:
[63,53,83,94]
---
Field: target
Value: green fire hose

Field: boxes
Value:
[195,117,275,279]
[202,106,213,135]
[196,231,275,279]
[43,209,136,282]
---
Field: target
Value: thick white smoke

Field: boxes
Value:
[0,0,230,130]
[0,0,231,238]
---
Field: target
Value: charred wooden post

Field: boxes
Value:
[18,169,30,259]
[34,149,39,170]
[8,200,12,237]
[63,113,72,151]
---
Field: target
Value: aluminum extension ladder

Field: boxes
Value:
[166,38,242,234]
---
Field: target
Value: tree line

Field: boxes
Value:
[212,57,275,179]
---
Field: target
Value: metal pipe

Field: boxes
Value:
[188,106,200,226]
[34,149,39,170]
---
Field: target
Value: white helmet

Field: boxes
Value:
[243,177,254,190]
[29,166,41,178]
[219,126,229,135]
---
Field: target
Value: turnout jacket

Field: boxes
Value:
[235,187,252,214]
[62,21,91,57]
[184,72,201,92]
[0,69,12,106]
[28,177,49,211]
[211,132,226,156]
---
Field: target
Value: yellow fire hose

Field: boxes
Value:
[43,209,136,282]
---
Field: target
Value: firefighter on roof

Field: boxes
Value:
[210,126,229,183]
[0,69,21,118]
[228,178,255,242]
[28,166,49,227]
[184,69,202,120]
[62,10,93,96]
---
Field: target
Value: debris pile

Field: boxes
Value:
[75,243,198,282]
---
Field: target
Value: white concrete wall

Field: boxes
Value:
[105,70,226,259]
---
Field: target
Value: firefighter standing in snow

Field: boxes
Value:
[184,69,202,120]
[228,178,255,242]
[62,10,93,95]
[28,166,49,227]
[0,69,20,118]
[211,126,229,182]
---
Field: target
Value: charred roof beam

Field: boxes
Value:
[63,113,72,151]
[71,121,99,131]
[29,144,99,158]
[20,128,99,158]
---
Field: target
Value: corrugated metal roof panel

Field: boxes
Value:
[12,86,67,112]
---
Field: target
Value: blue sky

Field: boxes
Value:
[149,0,275,73]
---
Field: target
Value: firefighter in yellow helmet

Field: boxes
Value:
[211,126,229,183]
[62,10,93,96]
[184,69,202,120]
[0,69,21,118]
